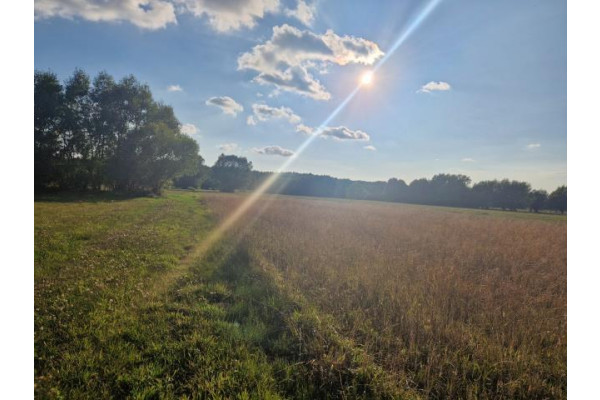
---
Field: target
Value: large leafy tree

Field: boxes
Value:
[212,154,253,192]
[471,180,499,209]
[58,69,93,190]
[407,178,432,204]
[34,71,64,190]
[495,179,531,211]
[529,189,548,213]
[34,69,201,193]
[384,178,408,202]
[548,186,567,214]
[115,122,199,193]
[429,174,471,206]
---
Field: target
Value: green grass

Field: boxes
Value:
[35,192,280,398]
[35,191,409,399]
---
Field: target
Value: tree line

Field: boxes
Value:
[35,69,201,193]
[35,70,566,213]
[176,154,567,214]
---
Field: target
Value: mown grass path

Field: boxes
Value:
[35,192,286,399]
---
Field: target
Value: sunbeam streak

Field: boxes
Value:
[374,0,443,72]
[193,0,444,259]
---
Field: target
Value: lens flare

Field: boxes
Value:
[361,71,374,86]
[373,0,443,72]
[192,0,444,260]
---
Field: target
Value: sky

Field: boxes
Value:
[34,0,566,191]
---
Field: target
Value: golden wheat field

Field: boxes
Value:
[202,192,567,399]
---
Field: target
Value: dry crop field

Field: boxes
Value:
[202,192,567,399]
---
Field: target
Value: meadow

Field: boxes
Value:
[35,191,566,399]
[203,193,566,399]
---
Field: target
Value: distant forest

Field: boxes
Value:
[175,154,566,214]
[35,70,566,214]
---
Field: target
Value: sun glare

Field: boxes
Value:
[360,71,374,86]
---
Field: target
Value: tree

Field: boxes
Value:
[496,179,531,211]
[429,174,471,206]
[471,180,498,209]
[35,71,64,190]
[34,69,201,194]
[529,190,548,213]
[384,178,408,202]
[346,181,370,200]
[548,186,567,214]
[173,163,209,189]
[408,178,431,204]
[109,122,200,193]
[58,69,93,190]
[212,154,253,192]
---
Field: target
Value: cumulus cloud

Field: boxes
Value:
[247,103,301,126]
[418,81,452,93]
[320,126,370,141]
[35,0,285,32]
[238,24,384,100]
[253,145,295,157]
[205,96,244,116]
[461,158,476,162]
[295,124,370,141]
[285,0,316,26]
[364,145,376,151]
[255,66,331,100]
[527,143,541,149]
[295,124,314,135]
[180,123,198,135]
[167,84,183,92]
[177,0,279,32]
[217,143,241,153]
[34,0,177,30]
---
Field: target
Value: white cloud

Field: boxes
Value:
[167,84,183,92]
[364,145,376,151]
[217,143,241,153]
[527,143,541,149]
[418,81,452,93]
[461,158,476,162]
[253,145,294,157]
[238,24,384,100]
[205,96,244,116]
[320,126,370,141]
[285,0,316,26]
[180,123,198,135]
[247,103,301,125]
[295,123,314,135]
[34,0,177,30]
[177,0,279,32]
[35,0,285,32]
[295,124,370,141]
[255,66,331,100]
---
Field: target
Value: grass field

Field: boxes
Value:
[35,191,566,399]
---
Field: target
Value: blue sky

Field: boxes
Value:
[34,0,566,190]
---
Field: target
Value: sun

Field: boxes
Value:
[360,71,374,86]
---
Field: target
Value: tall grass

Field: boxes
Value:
[203,193,566,399]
